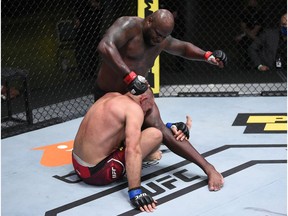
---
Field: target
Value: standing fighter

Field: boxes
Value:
[95,9,226,209]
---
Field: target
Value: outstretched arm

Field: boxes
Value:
[144,102,224,191]
[164,37,227,67]
[164,36,206,60]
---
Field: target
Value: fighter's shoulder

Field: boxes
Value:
[101,93,135,109]
[108,93,139,107]
[122,95,142,111]
[110,95,143,117]
[102,92,122,99]
[162,35,179,48]
[115,16,142,29]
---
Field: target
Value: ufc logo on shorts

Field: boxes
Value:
[111,167,117,179]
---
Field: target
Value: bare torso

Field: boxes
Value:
[73,92,142,165]
[96,17,167,93]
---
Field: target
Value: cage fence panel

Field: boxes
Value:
[1,0,286,138]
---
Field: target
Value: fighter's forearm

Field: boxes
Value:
[125,146,142,189]
[183,42,207,61]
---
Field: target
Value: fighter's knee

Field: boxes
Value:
[150,128,163,143]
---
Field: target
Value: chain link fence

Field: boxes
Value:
[2,0,287,138]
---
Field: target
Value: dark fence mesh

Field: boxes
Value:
[1,0,287,138]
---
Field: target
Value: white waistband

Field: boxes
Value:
[72,151,95,168]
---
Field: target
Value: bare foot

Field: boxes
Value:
[207,170,224,191]
[185,115,192,130]
[143,150,162,162]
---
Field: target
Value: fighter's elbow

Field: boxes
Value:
[97,40,116,58]
[97,40,106,54]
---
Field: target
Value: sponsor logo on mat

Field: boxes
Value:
[232,113,287,133]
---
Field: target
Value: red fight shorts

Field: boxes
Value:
[72,148,125,185]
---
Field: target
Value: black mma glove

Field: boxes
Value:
[205,50,227,66]
[128,187,155,209]
[166,122,190,139]
[123,71,148,95]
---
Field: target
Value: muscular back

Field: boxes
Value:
[73,92,144,165]
[97,16,165,93]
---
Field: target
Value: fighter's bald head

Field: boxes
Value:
[150,9,175,35]
[142,9,175,45]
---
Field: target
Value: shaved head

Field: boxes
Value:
[150,9,175,35]
[143,9,175,45]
